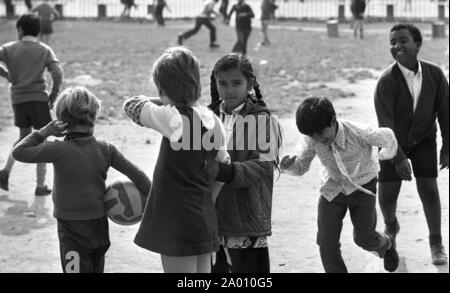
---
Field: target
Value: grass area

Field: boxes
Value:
[0,19,448,128]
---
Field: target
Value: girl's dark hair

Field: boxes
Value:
[390,23,422,46]
[16,13,41,37]
[296,96,336,136]
[210,53,262,103]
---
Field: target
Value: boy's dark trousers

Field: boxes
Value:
[232,27,251,55]
[316,178,391,273]
[181,17,217,46]
[57,217,110,273]
[212,245,270,273]
[154,4,165,25]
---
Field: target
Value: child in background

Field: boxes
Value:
[12,86,151,273]
[0,13,63,213]
[260,0,278,46]
[350,0,366,39]
[31,0,61,45]
[123,47,228,273]
[219,0,229,23]
[226,0,255,55]
[178,0,221,49]
[153,0,171,26]
[280,96,399,273]
[209,53,282,273]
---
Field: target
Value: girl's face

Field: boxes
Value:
[215,67,252,113]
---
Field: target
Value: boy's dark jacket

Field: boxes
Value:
[209,96,276,237]
[375,60,449,164]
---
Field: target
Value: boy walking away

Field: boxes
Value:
[31,0,61,45]
[0,13,63,214]
[281,97,400,273]
[178,0,221,49]
[375,24,449,266]
[227,0,254,56]
[153,0,171,26]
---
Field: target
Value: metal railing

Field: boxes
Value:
[0,0,448,20]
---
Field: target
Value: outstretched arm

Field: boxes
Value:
[122,95,183,140]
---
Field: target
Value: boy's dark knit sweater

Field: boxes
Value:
[12,131,151,220]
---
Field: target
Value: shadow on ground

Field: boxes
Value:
[0,194,55,236]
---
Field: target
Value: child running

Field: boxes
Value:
[209,53,282,273]
[280,96,400,273]
[12,86,151,273]
[123,46,228,273]
[0,13,63,213]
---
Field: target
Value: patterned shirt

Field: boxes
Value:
[283,119,397,202]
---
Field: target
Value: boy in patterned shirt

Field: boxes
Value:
[281,96,399,273]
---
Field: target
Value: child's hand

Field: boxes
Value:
[280,155,297,171]
[38,120,68,138]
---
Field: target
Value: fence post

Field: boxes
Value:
[338,4,345,21]
[327,19,339,38]
[438,5,445,20]
[98,4,107,18]
[432,21,446,38]
[55,4,63,18]
[386,4,394,21]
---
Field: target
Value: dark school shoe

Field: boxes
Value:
[431,243,448,265]
[209,43,220,48]
[35,185,52,196]
[0,169,9,191]
[384,235,399,272]
[177,35,183,45]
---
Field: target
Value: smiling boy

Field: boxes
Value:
[374,24,449,265]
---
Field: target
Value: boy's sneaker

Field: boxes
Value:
[384,220,400,241]
[0,169,9,191]
[383,235,399,272]
[210,43,220,48]
[431,243,448,265]
[177,35,183,45]
[35,185,52,196]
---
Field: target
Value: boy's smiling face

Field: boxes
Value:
[389,28,421,69]
[215,67,252,113]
